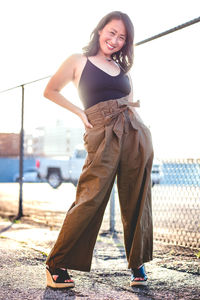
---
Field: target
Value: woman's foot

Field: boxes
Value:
[130,264,148,286]
[46,266,75,288]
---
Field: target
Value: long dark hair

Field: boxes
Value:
[82,11,134,72]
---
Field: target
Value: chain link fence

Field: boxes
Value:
[103,160,200,249]
[152,159,200,248]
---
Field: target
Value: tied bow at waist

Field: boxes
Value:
[102,100,140,139]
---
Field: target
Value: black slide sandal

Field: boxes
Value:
[46,267,75,288]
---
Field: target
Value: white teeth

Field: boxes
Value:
[106,42,114,49]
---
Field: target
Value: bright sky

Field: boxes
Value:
[0,0,200,158]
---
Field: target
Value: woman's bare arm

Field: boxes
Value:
[43,54,93,128]
[127,72,144,123]
[126,72,134,102]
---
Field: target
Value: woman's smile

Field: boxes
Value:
[106,41,115,50]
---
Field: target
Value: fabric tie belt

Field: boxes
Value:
[85,98,141,140]
[103,100,140,139]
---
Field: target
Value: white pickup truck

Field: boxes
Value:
[37,147,163,189]
[37,147,86,188]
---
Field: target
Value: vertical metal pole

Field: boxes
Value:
[16,85,24,219]
[109,183,115,233]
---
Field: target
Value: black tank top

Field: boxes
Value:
[78,58,131,109]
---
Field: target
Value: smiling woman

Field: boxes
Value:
[43,10,154,289]
[82,11,134,72]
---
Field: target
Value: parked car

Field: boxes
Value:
[37,146,86,188]
[151,159,164,186]
[0,156,41,183]
[13,168,41,183]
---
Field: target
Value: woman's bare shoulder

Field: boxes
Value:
[67,53,87,65]
[57,53,87,78]
[72,54,88,87]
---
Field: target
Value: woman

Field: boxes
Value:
[44,11,154,288]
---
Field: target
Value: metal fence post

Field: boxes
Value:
[16,85,24,219]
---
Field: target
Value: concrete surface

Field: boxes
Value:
[0,217,199,300]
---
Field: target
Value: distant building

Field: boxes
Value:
[43,126,84,157]
[24,124,84,157]
[0,123,85,158]
[24,128,45,156]
[0,133,20,157]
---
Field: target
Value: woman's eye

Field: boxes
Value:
[110,31,115,35]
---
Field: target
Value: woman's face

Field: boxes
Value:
[98,19,126,57]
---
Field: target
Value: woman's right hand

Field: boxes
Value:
[78,110,93,129]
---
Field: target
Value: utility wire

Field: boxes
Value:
[135,16,200,46]
[0,75,51,93]
[0,16,199,94]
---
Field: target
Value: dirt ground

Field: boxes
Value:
[0,182,199,299]
[0,216,199,300]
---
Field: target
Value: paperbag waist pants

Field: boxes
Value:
[46,96,154,272]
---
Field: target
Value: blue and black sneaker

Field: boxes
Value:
[130,264,148,286]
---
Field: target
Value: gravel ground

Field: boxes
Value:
[0,217,200,300]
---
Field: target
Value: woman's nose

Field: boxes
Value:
[110,36,118,45]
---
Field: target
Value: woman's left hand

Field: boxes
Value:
[78,110,94,129]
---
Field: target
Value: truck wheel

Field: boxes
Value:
[47,171,62,189]
[72,180,78,187]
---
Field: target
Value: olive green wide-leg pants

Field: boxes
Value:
[46,96,154,272]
